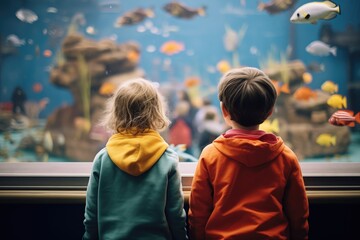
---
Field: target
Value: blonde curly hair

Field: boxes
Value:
[100,78,171,134]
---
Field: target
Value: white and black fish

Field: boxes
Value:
[290,1,340,24]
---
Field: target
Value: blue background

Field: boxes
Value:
[0,0,359,117]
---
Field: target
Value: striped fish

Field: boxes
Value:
[328,110,360,127]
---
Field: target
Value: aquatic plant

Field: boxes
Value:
[76,54,91,128]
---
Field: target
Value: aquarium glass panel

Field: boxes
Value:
[0,0,359,163]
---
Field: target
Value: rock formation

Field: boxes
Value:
[43,34,144,161]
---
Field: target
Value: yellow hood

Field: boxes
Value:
[106,130,168,176]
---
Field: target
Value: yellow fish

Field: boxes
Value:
[321,80,338,94]
[316,133,336,147]
[302,72,313,84]
[327,94,347,109]
[160,40,185,55]
[216,60,231,74]
[259,118,279,134]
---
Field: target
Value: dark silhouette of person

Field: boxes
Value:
[11,86,27,115]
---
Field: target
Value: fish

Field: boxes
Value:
[302,72,313,84]
[99,82,117,96]
[184,76,201,88]
[114,8,154,28]
[16,8,38,23]
[290,1,340,24]
[126,49,140,63]
[223,25,239,52]
[316,133,336,147]
[307,61,325,72]
[163,2,206,19]
[258,0,298,15]
[306,40,337,56]
[327,94,347,109]
[223,24,248,52]
[216,60,231,74]
[32,83,43,93]
[260,118,280,134]
[6,34,25,47]
[160,40,185,55]
[86,26,97,35]
[321,80,338,94]
[271,80,290,95]
[328,110,360,127]
[293,86,317,101]
[43,49,52,57]
[46,7,58,13]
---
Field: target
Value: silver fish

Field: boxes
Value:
[306,40,337,56]
[6,34,25,47]
[16,8,38,23]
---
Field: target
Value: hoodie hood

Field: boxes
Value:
[212,129,285,167]
[106,129,168,176]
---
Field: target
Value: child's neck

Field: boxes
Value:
[230,121,259,131]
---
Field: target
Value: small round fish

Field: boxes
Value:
[327,94,347,109]
[316,133,336,147]
[321,80,338,94]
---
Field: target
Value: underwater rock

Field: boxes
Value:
[280,123,350,159]
[61,33,83,49]
[0,112,12,131]
[263,59,306,84]
[320,24,360,53]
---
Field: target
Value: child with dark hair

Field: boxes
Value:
[189,67,309,239]
[83,78,188,240]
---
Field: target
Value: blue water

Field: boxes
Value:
[1,0,360,162]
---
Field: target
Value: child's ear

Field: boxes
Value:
[266,107,274,118]
[220,102,229,118]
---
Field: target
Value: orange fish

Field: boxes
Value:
[32,82,43,93]
[328,110,360,127]
[160,40,184,55]
[127,50,140,63]
[293,86,317,101]
[43,49,52,57]
[271,80,290,95]
[184,76,201,88]
[99,82,117,96]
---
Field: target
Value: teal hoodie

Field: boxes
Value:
[83,130,188,240]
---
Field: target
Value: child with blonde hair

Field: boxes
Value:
[83,78,188,239]
[189,67,309,239]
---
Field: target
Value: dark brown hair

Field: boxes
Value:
[218,67,277,127]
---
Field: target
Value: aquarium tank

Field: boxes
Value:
[0,0,359,163]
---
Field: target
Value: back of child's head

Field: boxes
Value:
[218,67,277,127]
[101,78,170,134]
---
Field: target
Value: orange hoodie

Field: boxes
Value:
[188,129,309,240]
